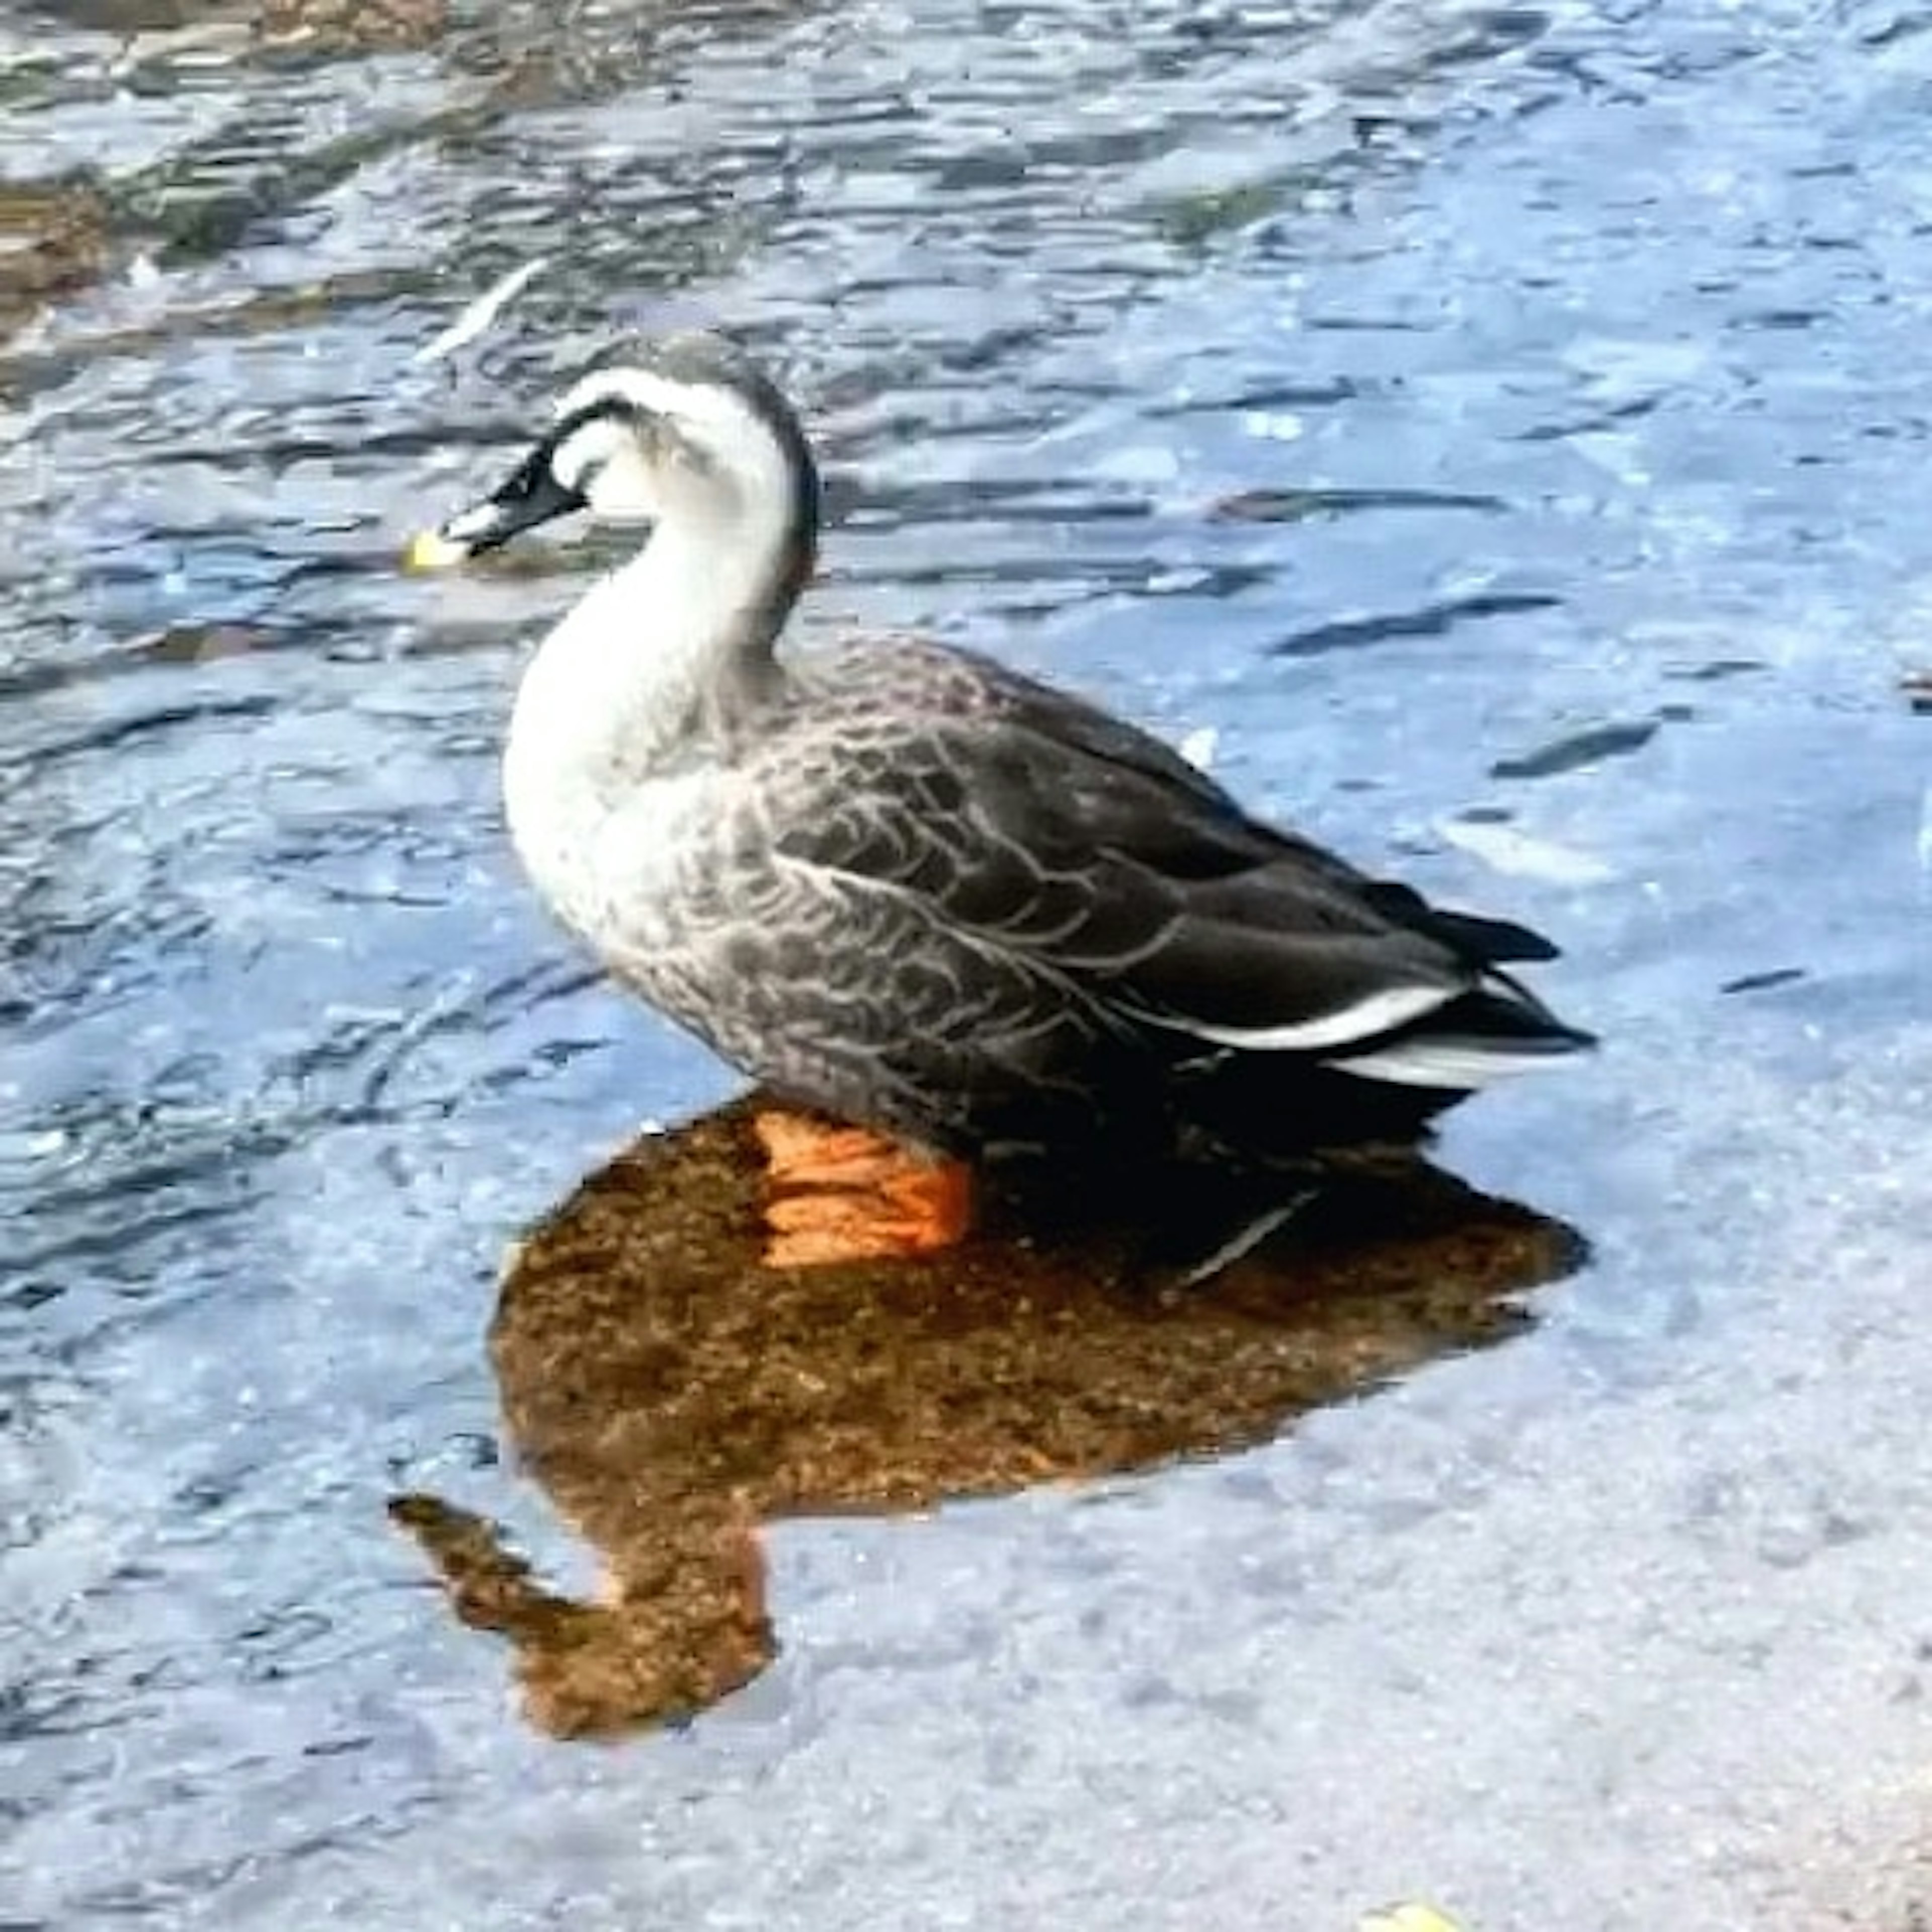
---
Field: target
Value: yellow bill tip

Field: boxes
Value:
[404,527,469,573]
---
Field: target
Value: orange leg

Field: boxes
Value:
[752,1109,974,1267]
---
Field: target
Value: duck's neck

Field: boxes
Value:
[502,502,811,928]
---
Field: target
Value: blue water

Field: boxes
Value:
[3,0,1929,1925]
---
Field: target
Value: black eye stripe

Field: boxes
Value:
[538,396,663,493]
[543,391,723,490]
[544,394,649,459]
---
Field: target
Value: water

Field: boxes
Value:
[3,0,1930,1924]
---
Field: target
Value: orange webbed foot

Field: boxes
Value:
[752,1110,974,1266]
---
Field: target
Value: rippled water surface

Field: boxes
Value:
[5,0,1932,1925]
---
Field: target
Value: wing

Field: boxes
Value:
[765,660,1587,1091]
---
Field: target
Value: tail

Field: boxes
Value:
[1320,969,1595,1092]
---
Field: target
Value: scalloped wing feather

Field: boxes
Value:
[763,686,1551,1076]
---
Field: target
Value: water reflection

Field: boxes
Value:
[394,1094,1584,1740]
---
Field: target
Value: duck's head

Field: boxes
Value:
[407,330,820,571]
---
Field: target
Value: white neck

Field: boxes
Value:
[501,500,794,938]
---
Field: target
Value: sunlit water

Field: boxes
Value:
[3,0,1930,1925]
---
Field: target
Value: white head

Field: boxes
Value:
[410,330,821,579]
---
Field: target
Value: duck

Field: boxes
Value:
[408,329,1593,1265]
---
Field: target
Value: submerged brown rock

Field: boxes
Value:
[393,1093,1586,1740]
[0,177,114,332]
[256,0,449,52]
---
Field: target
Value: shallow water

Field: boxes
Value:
[3,0,1930,1925]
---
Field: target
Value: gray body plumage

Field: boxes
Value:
[601,631,1586,1174]
[426,330,1594,1190]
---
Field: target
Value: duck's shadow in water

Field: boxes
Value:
[391,1093,1588,1741]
